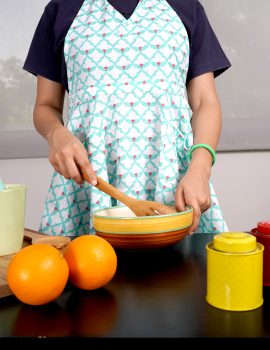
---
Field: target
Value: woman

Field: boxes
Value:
[24,0,231,236]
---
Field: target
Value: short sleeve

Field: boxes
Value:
[187,1,231,82]
[23,2,63,85]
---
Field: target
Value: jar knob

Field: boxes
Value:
[213,232,257,253]
[257,221,270,235]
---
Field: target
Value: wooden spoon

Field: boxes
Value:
[83,173,178,217]
[24,229,71,249]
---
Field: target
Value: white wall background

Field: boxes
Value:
[1,0,269,233]
[0,152,269,233]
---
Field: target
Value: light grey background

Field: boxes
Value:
[0,0,48,60]
[0,0,269,154]
[1,1,270,231]
[201,0,270,150]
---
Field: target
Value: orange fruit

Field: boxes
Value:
[64,235,117,290]
[7,244,69,306]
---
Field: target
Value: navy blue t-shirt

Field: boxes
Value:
[23,0,231,91]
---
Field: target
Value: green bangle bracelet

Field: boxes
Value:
[188,144,216,166]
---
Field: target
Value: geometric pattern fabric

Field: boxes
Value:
[39,0,228,235]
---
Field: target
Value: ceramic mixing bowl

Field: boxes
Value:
[92,205,193,250]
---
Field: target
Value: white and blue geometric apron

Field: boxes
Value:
[39,0,228,236]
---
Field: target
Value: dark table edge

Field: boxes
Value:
[0,337,268,350]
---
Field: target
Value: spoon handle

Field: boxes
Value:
[83,173,134,206]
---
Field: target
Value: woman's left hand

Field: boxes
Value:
[175,165,211,234]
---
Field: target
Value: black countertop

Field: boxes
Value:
[1,233,270,348]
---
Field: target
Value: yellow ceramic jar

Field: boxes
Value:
[206,232,264,311]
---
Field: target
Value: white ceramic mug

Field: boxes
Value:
[0,184,27,256]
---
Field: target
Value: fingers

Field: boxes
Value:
[52,157,84,184]
[74,153,97,186]
[176,185,202,234]
[49,160,61,175]
[175,187,186,212]
[188,201,201,235]
[65,159,84,184]
[187,197,211,234]
[49,145,97,185]
[58,162,70,180]
[48,129,98,186]
[196,188,211,214]
[49,155,70,179]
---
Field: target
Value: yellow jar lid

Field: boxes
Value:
[213,232,257,253]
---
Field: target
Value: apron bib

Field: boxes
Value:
[40,0,228,235]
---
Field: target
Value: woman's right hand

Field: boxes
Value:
[47,126,97,185]
[33,76,96,186]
